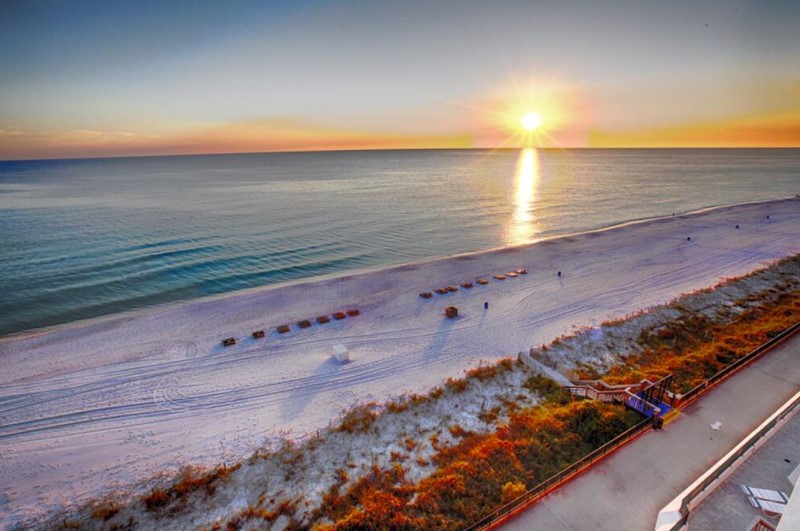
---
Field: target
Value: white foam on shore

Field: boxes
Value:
[1,198,799,528]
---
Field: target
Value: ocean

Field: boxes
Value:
[1,148,798,338]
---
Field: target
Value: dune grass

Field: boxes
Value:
[310,379,640,530]
[595,282,800,393]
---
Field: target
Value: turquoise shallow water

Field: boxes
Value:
[1,148,799,337]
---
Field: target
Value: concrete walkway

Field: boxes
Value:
[502,332,800,531]
[687,410,800,531]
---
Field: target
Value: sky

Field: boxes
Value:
[1,0,799,160]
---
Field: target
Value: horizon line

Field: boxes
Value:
[3,145,800,164]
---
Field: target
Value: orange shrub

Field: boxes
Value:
[603,287,800,392]
[336,402,380,434]
[501,481,526,503]
[142,488,169,511]
[314,399,638,529]
[444,377,468,393]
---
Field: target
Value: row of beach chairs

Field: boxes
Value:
[419,269,528,299]
[277,309,361,334]
[742,484,790,517]
[220,308,361,346]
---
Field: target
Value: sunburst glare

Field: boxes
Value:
[471,77,576,149]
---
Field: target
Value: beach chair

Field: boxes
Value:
[741,485,789,503]
[748,496,786,517]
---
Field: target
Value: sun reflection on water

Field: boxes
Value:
[505,147,540,245]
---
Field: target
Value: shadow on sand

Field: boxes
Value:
[280,354,346,422]
[423,315,457,360]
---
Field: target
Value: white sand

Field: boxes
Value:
[1,198,799,528]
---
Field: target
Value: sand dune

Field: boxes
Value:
[1,198,799,527]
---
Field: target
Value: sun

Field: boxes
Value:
[520,112,542,131]
[480,77,574,147]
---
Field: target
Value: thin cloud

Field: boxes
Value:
[0,118,474,160]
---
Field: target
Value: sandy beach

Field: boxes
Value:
[1,198,799,528]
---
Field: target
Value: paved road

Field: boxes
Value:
[502,332,800,531]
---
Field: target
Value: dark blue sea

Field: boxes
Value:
[1,148,799,337]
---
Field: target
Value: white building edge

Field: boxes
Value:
[655,389,800,531]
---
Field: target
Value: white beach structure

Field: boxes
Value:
[332,343,350,363]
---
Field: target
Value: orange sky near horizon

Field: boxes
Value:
[588,110,800,148]
[0,119,476,160]
[2,1,800,160]
[3,105,798,161]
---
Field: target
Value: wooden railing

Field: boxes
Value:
[564,384,630,403]
[565,378,635,402]
[565,378,664,417]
